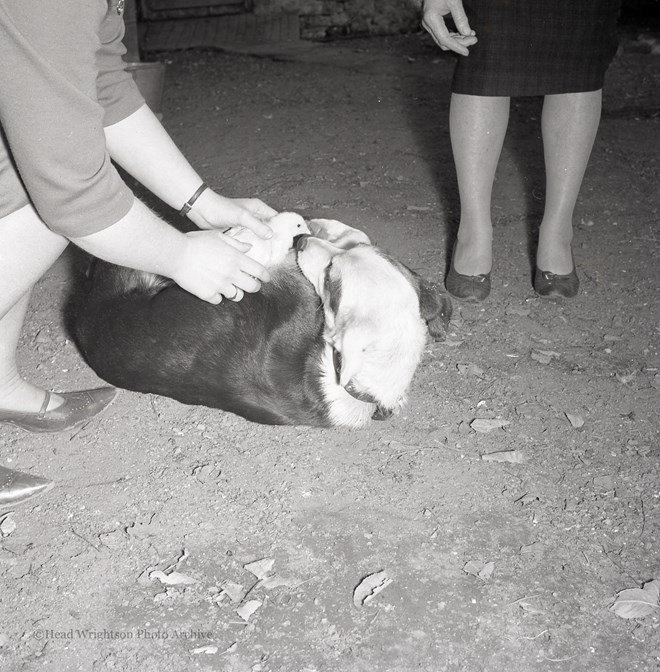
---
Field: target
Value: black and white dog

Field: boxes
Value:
[75,215,452,427]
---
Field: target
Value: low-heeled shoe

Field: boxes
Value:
[445,247,491,302]
[534,266,579,298]
[0,387,117,433]
[0,465,54,507]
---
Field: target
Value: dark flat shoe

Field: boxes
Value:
[0,387,117,433]
[445,244,491,302]
[0,465,54,507]
[534,266,579,298]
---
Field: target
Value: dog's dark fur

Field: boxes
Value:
[77,256,331,425]
[76,250,451,427]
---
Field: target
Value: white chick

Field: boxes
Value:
[223,212,310,268]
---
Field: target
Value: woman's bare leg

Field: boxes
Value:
[0,204,68,412]
[449,93,510,274]
[538,90,602,273]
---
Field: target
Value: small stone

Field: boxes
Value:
[594,475,614,491]
[0,515,17,537]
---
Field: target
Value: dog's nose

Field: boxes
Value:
[295,234,311,251]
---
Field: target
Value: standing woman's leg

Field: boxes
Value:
[0,204,68,412]
[537,90,602,274]
[449,93,510,276]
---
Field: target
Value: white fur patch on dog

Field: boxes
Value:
[297,219,429,417]
[318,344,376,427]
[328,246,427,410]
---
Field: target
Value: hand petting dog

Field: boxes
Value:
[180,193,278,303]
[218,212,310,302]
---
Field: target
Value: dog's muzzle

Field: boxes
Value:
[334,349,389,420]
[348,382,393,420]
[344,380,380,405]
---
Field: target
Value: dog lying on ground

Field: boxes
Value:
[75,215,452,427]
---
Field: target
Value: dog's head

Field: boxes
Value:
[297,218,451,420]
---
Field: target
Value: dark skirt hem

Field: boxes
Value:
[450,0,621,98]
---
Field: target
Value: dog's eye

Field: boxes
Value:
[345,380,380,405]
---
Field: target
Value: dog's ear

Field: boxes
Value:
[308,218,371,249]
[419,281,452,341]
[390,262,453,342]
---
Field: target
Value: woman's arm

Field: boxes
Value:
[103,105,275,236]
[103,104,203,213]
[0,1,269,304]
[70,198,270,304]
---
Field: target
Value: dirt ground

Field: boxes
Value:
[1,27,659,672]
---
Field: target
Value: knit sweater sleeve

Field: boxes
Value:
[0,0,144,237]
[96,2,146,126]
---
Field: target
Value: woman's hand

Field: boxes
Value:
[186,189,277,240]
[172,229,272,304]
[71,197,270,304]
[422,0,478,56]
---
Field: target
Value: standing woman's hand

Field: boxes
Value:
[422,0,478,56]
